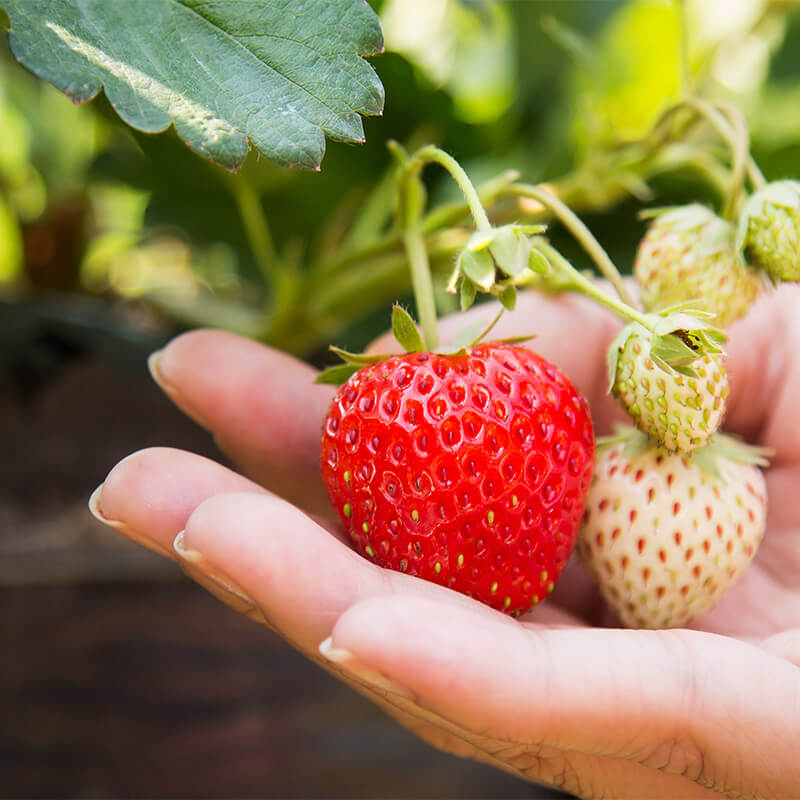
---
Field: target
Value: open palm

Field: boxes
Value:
[92,287,800,799]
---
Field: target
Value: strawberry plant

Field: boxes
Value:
[312,137,750,617]
[4,0,800,629]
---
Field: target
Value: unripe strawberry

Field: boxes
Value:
[737,180,800,283]
[608,317,728,453]
[634,204,761,327]
[578,430,767,629]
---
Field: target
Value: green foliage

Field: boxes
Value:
[1,0,384,169]
[2,0,800,363]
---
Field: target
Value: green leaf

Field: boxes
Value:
[391,304,426,353]
[2,0,384,171]
[315,363,361,385]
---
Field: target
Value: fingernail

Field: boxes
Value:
[88,484,175,559]
[319,637,414,699]
[147,349,167,391]
[148,349,209,430]
[173,531,256,606]
[88,484,118,527]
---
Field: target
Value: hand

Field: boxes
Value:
[90,287,800,799]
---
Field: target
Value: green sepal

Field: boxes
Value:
[496,334,536,345]
[497,282,517,310]
[315,363,361,385]
[329,346,392,365]
[391,304,426,352]
[597,426,771,480]
[649,334,702,372]
[438,324,535,356]
[692,433,771,480]
[460,277,477,311]
[528,247,551,275]
[488,226,531,279]
[458,246,496,291]
[605,323,636,392]
[642,204,733,258]
[596,424,652,456]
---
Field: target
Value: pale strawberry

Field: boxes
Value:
[577,429,768,629]
[608,316,727,453]
[634,204,762,327]
[737,180,800,283]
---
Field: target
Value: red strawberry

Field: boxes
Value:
[320,343,595,615]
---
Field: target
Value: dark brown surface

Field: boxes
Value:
[0,302,569,798]
[0,579,549,799]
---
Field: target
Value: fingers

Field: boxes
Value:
[760,627,800,668]
[93,446,267,556]
[149,330,336,516]
[324,594,800,798]
[723,284,800,458]
[175,491,518,653]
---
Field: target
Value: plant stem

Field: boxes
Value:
[679,97,751,218]
[226,174,281,286]
[404,218,439,351]
[411,145,493,232]
[538,241,657,332]
[714,101,768,190]
[395,163,440,351]
[504,182,637,308]
[471,307,505,346]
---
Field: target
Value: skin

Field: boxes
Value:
[92,286,800,799]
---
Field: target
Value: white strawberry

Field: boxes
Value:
[608,314,728,453]
[578,428,768,629]
[634,204,762,327]
[737,180,800,283]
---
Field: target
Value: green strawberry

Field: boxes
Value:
[578,428,768,629]
[634,204,762,327]
[608,315,727,453]
[737,180,800,283]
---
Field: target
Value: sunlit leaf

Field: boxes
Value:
[1,0,384,170]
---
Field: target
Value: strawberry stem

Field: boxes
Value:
[403,213,440,351]
[533,239,658,332]
[410,146,494,233]
[503,183,637,309]
[392,144,440,351]
[714,101,767,190]
[677,97,765,217]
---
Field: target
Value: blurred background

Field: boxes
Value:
[2,0,799,796]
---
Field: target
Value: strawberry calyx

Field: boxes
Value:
[316,304,535,386]
[447,223,550,312]
[639,204,734,255]
[598,425,771,480]
[606,311,725,390]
